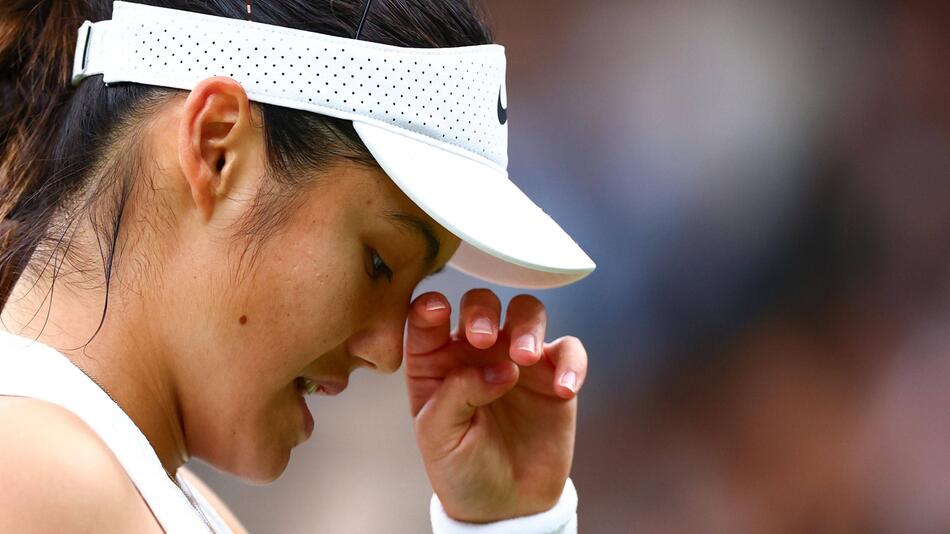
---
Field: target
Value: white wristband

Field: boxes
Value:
[429,478,578,534]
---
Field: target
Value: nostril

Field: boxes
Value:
[345,329,404,374]
[351,353,401,375]
[348,354,375,373]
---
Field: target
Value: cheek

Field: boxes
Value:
[182,269,369,480]
[172,204,381,472]
[225,274,349,380]
[203,230,370,385]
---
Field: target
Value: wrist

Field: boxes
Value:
[430,478,578,533]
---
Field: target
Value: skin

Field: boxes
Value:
[0,77,589,526]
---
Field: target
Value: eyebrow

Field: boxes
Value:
[385,211,443,275]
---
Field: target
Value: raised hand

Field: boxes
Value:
[405,288,588,523]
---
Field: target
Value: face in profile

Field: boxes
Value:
[128,83,461,482]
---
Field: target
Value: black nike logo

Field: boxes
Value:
[497,87,507,125]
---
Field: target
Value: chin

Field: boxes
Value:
[224,447,293,486]
[196,428,294,485]
[190,389,303,484]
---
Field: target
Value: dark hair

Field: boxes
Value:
[0,0,491,333]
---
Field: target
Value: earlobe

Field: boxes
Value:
[177,77,253,221]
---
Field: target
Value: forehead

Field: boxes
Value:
[327,162,460,250]
[341,163,429,220]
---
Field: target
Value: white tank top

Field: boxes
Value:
[0,330,232,533]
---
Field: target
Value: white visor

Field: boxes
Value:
[72,1,596,288]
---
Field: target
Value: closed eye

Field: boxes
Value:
[367,247,393,283]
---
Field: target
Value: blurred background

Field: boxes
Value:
[191,0,950,532]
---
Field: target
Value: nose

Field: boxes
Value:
[347,309,407,375]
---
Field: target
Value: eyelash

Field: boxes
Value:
[367,248,394,283]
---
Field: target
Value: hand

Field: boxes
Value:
[405,288,588,523]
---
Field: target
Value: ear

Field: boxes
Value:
[177,77,256,221]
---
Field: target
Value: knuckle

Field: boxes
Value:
[506,294,547,327]
[414,291,445,310]
[509,293,544,312]
[411,292,430,309]
[417,290,441,301]
[462,287,490,299]
[561,335,584,350]
[510,293,538,304]
[462,287,499,306]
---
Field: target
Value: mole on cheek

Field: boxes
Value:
[239,315,248,325]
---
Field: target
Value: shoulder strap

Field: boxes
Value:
[0,330,216,533]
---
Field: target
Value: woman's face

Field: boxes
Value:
[150,83,461,482]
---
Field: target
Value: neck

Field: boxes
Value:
[0,270,189,478]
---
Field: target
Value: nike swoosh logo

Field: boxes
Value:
[497,87,508,125]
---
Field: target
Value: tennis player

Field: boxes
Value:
[0,1,595,532]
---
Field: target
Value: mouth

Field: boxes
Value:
[295,376,348,397]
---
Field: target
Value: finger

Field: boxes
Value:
[459,288,501,350]
[543,336,588,399]
[407,376,442,417]
[502,294,547,366]
[414,361,520,454]
[406,292,452,355]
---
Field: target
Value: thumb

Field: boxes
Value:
[415,361,519,455]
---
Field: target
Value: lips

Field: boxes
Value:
[295,375,348,396]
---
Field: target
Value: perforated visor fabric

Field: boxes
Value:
[74,1,596,288]
[78,1,507,170]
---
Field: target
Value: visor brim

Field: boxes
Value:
[354,121,596,289]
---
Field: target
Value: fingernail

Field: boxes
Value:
[558,371,577,393]
[425,297,447,311]
[514,334,536,354]
[484,364,509,384]
[471,317,493,335]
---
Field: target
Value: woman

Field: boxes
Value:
[0,1,594,532]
